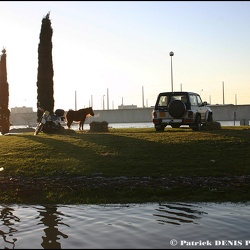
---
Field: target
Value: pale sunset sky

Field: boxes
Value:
[0,1,250,111]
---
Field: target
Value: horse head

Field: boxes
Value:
[87,107,94,116]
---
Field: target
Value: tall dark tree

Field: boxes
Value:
[0,48,10,134]
[36,12,54,121]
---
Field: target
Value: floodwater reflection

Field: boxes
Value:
[0,206,19,249]
[0,202,249,249]
[35,205,70,249]
[153,202,208,225]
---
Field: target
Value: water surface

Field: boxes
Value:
[1,202,249,249]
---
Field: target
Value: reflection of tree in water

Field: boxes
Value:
[36,205,69,249]
[0,207,20,249]
[153,202,208,225]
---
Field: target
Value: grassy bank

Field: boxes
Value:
[0,126,249,204]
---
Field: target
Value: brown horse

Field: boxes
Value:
[66,107,94,130]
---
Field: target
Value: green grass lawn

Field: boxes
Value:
[0,126,249,204]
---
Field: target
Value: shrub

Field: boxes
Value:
[201,121,221,131]
[89,121,109,132]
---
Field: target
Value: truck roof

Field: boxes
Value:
[158,91,199,95]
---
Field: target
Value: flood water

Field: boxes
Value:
[84,120,242,129]
[1,202,250,249]
[4,120,243,134]
[65,120,242,130]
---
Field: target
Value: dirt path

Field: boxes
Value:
[1,175,249,192]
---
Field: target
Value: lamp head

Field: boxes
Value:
[169,51,174,56]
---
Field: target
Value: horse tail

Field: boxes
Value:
[65,110,73,128]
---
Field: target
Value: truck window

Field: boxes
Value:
[158,96,168,106]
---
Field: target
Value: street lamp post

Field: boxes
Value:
[169,51,174,92]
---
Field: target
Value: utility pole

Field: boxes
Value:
[91,94,93,107]
[142,86,145,108]
[222,81,225,105]
[103,95,105,110]
[75,90,77,110]
[107,88,109,110]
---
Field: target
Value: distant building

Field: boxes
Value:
[10,106,36,127]
[11,106,33,113]
[118,104,137,109]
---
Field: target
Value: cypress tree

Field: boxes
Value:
[36,12,54,121]
[0,48,10,134]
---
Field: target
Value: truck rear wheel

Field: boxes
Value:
[168,100,186,118]
[155,125,165,132]
[191,115,201,131]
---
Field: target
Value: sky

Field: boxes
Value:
[0,1,250,111]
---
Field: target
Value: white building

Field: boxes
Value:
[11,106,33,113]
[118,104,137,109]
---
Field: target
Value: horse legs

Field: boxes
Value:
[67,120,73,129]
[79,121,83,130]
[79,118,86,130]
